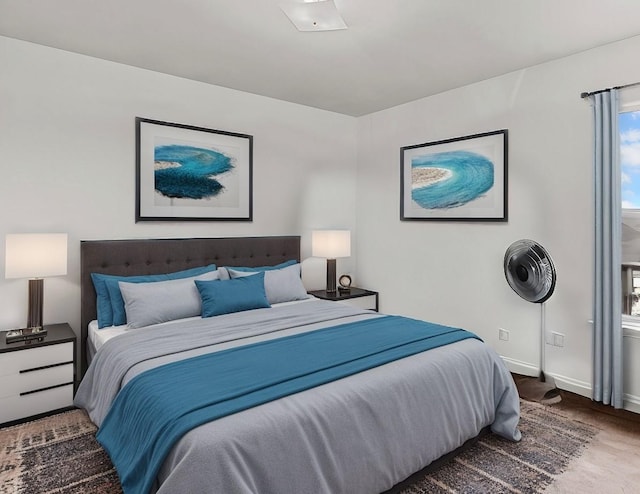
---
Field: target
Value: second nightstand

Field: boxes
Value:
[308,287,379,312]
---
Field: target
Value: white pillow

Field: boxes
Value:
[119,270,219,328]
[227,263,308,304]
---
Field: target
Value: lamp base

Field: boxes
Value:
[27,278,44,330]
[326,258,337,294]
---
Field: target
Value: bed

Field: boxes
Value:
[75,236,521,494]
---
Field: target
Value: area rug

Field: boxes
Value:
[0,410,121,494]
[399,400,598,493]
[0,401,597,494]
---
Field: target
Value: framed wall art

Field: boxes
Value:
[136,117,253,221]
[400,129,508,221]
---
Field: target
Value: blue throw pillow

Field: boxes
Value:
[92,264,217,328]
[196,272,270,318]
[227,263,308,304]
[91,273,118,328]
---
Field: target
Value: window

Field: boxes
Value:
[621,110,640,316]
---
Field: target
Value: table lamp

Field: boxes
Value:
[312,230,351,294]
[5,233,68,330]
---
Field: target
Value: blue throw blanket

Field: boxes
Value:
[97,315,479,494]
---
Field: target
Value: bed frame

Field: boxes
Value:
[80,236,301,375]
[79,235,498,493]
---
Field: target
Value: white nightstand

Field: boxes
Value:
[0,323,76,426]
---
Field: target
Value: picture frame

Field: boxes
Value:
[136,117,253,221]
[400,129,508,221]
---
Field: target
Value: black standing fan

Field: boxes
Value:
[504,240,561,405]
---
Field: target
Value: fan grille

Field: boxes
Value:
[504,240,556,303]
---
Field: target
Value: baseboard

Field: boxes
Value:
[624,393,640,414]
[549,373,591,398]
[500,357,591,397]
[500,356,538,377]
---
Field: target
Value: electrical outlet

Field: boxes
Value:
[498,328,509,341]
[552,332,564,347]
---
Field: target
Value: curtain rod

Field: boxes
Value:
[581,81,640,99]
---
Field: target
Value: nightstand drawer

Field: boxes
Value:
[0,384,74,424]
[336,295,378,311]
[0,363,74,399]
[0,342,73,377]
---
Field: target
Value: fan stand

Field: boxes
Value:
[514,304,562,405]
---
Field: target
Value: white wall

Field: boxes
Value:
[4,33,640,410]
[0,36,357,338]
[355,35,640,408]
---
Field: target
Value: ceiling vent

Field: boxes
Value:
[280,0,347,32]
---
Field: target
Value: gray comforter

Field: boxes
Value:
[75,300,521,494]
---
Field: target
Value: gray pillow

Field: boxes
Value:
[227,263,308,304]
[119,270,219,328]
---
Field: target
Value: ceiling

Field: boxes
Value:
[2,0,640,116]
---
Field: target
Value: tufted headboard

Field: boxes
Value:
[80,236,300,375]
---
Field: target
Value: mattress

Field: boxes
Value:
[76,300,520,494]
[88,320,127,352]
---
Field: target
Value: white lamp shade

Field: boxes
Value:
[5,233,68,279]
[312,230,351,259]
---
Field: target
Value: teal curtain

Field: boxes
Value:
[592,89,623,408]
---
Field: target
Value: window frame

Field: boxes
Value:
[620,90,640,319]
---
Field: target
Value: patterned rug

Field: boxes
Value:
[399,401,598,493]
[0,411,121,494]
[0,401,597,494]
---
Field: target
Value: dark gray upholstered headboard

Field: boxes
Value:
[80,236,300,375]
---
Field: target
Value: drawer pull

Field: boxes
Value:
[20,382,74,397]
[19,361,74,374]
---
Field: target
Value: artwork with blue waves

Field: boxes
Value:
[154,145,234,199]
[411,150,494,209]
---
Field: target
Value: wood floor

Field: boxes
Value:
[556,388,640,424]
[513,374,640,493]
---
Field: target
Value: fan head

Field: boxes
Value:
[504,239,556,303]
